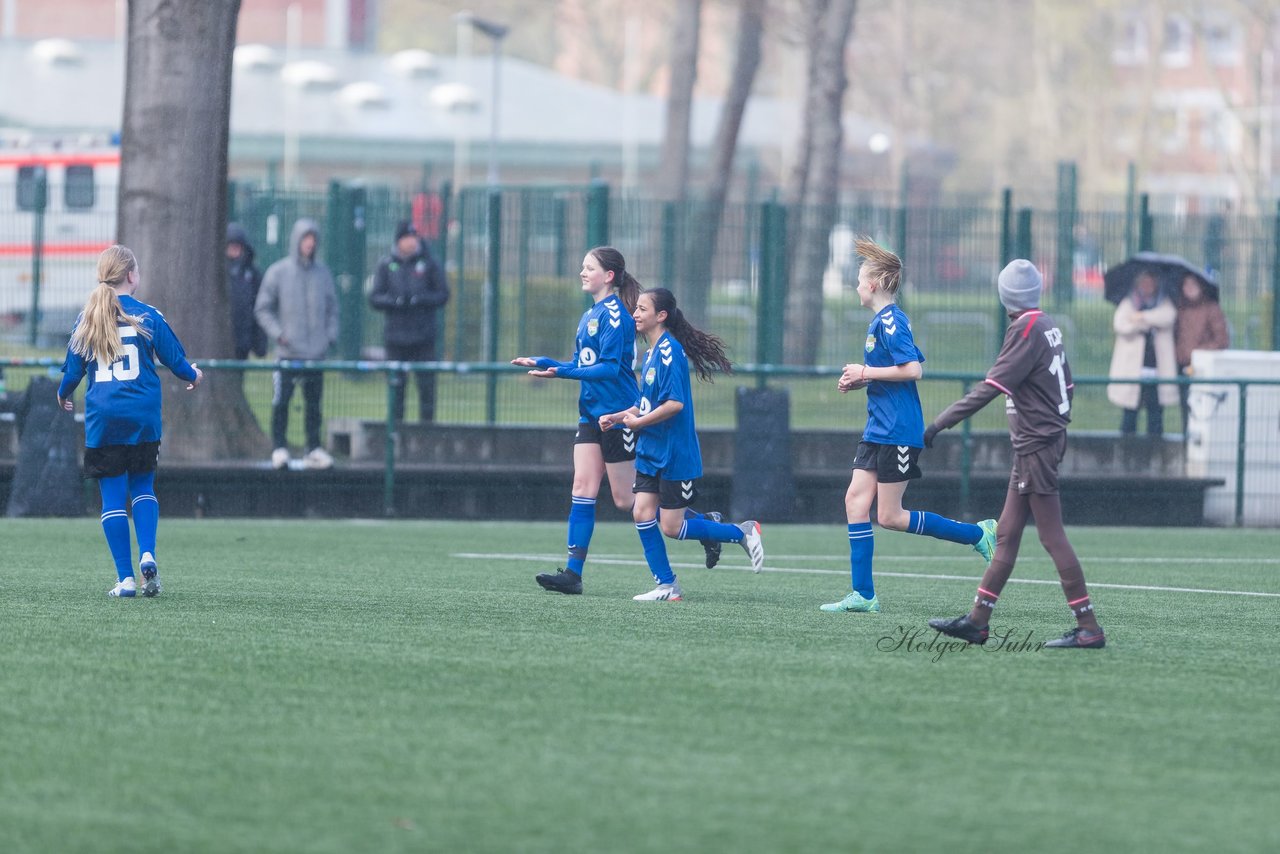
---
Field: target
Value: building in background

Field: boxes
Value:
[1110,5,1278,213]
[0,0,373,49]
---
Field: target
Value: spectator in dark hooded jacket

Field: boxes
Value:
[226,223,266,360]
[369,220,450,422]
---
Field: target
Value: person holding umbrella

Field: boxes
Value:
[1107,270,1178,437]
[1175,273,1229,432]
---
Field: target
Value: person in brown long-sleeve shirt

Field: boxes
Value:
[1175,274,1230,433]
[923,260,1105,649]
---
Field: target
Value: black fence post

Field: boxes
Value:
[1138,193,1153,251]
[1272,201,1280,351]
[1055,160,1077,307]
[998,188,1013,342]
[661,201,678,290]
[324,182,367,362]
[1124,162,1137,256]
[485,189,502,424]
[756,200,788,386]
[27,167,48,347]
[384,367,397,518]
[586,179,609,249]
[452,190,468,361]
[553,194,567,278]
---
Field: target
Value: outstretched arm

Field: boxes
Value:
[925,382,1003,445]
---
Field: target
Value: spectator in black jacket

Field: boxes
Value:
[369,220,450,422]
[226,223,267,360]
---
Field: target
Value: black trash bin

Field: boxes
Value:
[731,386,794,522]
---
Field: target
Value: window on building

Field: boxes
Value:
[1203,15,1243,66]
[1162,15,1193,67]
[1200,109,1241,153]
[1113,13,1148,65]
[64,164,96,209]
[1156,106,1187,152]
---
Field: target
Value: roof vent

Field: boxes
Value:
[430,82,480,112]
[281,60,341,91]
[233,44,283,73]
[338,82,392,110]
[32,39,83,66]
[389,49,439,78]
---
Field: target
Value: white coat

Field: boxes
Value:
[1107,295,1179,410]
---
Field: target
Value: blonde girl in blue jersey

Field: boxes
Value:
[57,245,202,598]
[510,246,642,595]
[820,238,995,613]
[599,288,764,602]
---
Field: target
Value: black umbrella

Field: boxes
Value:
[1103,252,1219,305]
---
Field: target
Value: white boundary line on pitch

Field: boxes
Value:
[453,552,1280,599]
[590,552,1280,566]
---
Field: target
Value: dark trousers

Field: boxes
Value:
[272,368,324,450]
[386,340,438,423]
[1178,365,1192,435]
[1120,383,1164,437]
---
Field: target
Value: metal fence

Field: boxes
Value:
[3,359,1278,527]
[4,180,1278,372]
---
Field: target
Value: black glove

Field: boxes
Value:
[923,424,940,448]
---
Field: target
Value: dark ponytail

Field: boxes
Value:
[643,287,732,382]
[588,245,640,313]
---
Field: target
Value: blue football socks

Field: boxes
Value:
[99,474,134,582]
[129,471,159,559]
[678,514,743,543]
[848,522,875,599]
[565,495,596,576]
[908,510,981,545]
[636,518,675,585]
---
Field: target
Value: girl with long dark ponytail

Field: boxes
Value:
[598,288,765,601]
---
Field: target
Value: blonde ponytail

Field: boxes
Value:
[69,245,150,364]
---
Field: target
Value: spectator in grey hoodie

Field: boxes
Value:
[255,218,339,470]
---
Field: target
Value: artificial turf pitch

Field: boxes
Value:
[2,519,1276,853]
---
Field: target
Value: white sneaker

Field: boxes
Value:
[140,552,161,597]
[108,577,137,598]
[738,521,765,573]
[271,447,290,469]
[633,581,683,601]
[304,447,334,470]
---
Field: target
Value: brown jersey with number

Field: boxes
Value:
[933,310,1073,453]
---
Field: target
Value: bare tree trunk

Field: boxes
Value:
[655,0,702,205]
[119,0,266,461]
[784,0,856,365]
[680,0,766,327]
[783,0,828,209]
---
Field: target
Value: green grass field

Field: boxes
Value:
[2,519,1277,853]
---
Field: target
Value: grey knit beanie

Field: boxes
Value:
[998,259,1042,311]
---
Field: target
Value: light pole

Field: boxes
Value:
[455,11,509,186]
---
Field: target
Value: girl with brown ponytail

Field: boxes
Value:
[508,246,642,595]
[57,245,202,598]
[598,288,765,602]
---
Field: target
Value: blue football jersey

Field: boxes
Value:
[861,304,926,447]
[635,332,702,480]
[536,293,639,421]
[58,294,198,448]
